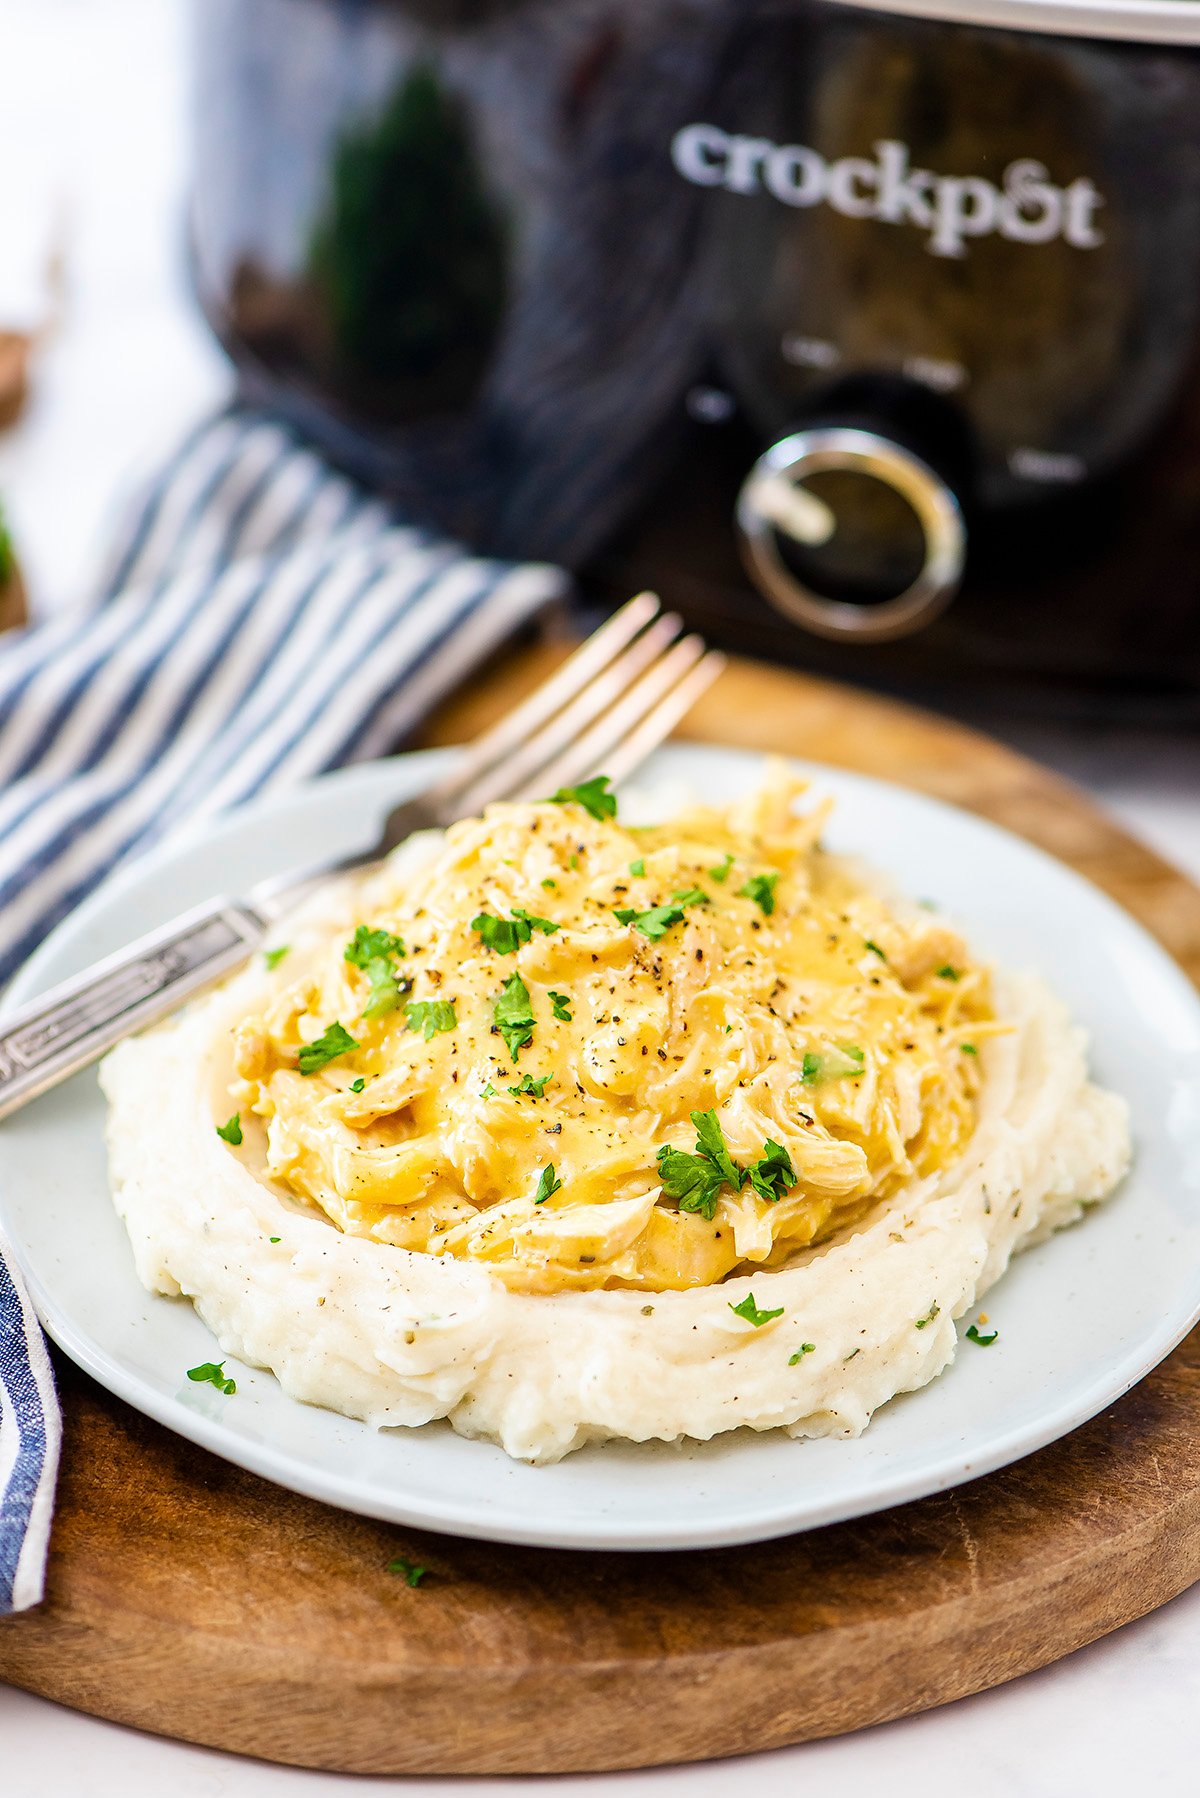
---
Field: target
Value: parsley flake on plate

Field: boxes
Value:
[509,1073,552,1098]
[187,1361,236,1396]
[494,972,534,1060]
[548,990,573,1022]
[533,1164,563,1205]
[405,999,457,1041]
[789,1343,816,1365]
[548,774,617,822]
[728,1292,785,1328]
[298,1021,359,1075]
[387,1557,428,1587]
[966,1322,999,1346]
[215,1112,243,1146]
[737,871,779,915]
[263,944,290,970]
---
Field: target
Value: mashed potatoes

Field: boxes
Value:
[100,767,1130,1462]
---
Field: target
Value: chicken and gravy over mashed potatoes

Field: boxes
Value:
[102,766,1130,1462]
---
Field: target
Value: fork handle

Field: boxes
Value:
[0,900,267,1121]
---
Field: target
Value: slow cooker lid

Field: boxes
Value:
[828,0,1200,44]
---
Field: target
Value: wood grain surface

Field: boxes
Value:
[1,647,1198,1776]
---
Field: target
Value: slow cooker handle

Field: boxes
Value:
[736,427,966,644]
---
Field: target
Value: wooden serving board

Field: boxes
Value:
[2,648,1199,1776]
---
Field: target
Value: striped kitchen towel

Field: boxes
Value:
[0,408,568,1611]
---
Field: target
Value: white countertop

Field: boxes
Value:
[1,1,1198,1791]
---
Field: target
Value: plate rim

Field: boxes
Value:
[3,743,1199,1552]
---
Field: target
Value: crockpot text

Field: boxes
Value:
[671,126,1105,260]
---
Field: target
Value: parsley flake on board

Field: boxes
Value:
[709,852,735,883]
[915,1301,941,1330]
[387,1557,428,1587]
[298,1022,360,1075]
[533,1164,563,1205]
[215,1113,243,1146]
[548,990,573,1022]
[737,871,779,915]
[789,1343,816,1365]
[263,945,290,970]
[187,1361,236,1396]
[405,999,457,1041]
[966,1322,999,1346]
[509,1073,552,1098]
[548,774,617,822]
[729,1293,785,1328]
[494,972,534,1060]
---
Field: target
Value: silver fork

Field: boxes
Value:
[0,595,724,1121]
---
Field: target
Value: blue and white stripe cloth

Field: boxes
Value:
[0,409,567,1610]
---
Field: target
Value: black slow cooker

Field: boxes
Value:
[190,0,1200,717]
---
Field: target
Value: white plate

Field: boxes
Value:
[2,744,1200,1552]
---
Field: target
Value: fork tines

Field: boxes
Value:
[430,593,725,819]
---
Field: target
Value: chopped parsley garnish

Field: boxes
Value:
[629,857,646,877]
[737,872,779,916]
[345,924,409,1019]
[613,888,706,941]
[548,774,617,822]
[509,1073,552,1098]
[269,1236,281,1244]
[482,1082,497,1098]
[746,1138,796,1203]
[187,1361,236,1395]
[215,1112,243,1146]
[915,1300,941,1330]
[404,999,457,1041]
[263,945,290,970]
[961,1042,978,1055]
[936,964,961,981]
[729,1292,785,1328]
[864,938,888,961]
[548,990,573,1022]
[533,1164,563,1205]
[494,972,534,1060]
[541,878,557,890]
[349,1077,366,1094]
[655,1110,796,1221]
[801,1045,865,1085]
[298,1021,359,1075]
[387,1557,428,1587]
[345,925,405,968]
[709,852,735,883]
[789,1343,816,1365]
[471,908,559,955]
[966,1322,998,1346]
